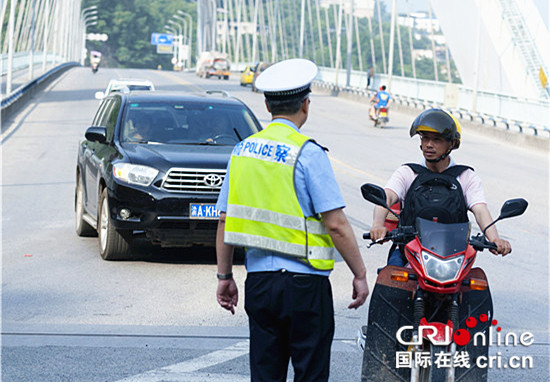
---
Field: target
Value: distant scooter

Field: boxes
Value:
[91,62,99,74]
[373,107,389,128]
[369,100,389,128]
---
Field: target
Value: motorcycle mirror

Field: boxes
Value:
[360,183,387,207]
[360,183,400,220]
[498,198,528,220]
[482,198,528,236]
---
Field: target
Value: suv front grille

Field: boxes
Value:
[161,168,226,193]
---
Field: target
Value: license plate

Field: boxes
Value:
[190,203,220,219]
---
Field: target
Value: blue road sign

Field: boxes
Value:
[151,33,174,46]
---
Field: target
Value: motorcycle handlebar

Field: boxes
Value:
[363,227,416,247]
[364,229,499,252]
[469,234,498,251]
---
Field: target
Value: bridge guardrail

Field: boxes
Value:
[315,67,550,139]
[1,61,79,125]
[1,52,58,76]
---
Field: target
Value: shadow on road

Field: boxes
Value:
[128,238,245,265]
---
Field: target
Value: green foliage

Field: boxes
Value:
[80,0,460,82]
[82,0,196,69]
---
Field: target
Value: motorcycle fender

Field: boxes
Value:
[361,266,415,381]
[455,268,493,382]
[361,267,494,382]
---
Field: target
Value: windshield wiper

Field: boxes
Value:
[233,128,242,141]
[128,140,161,144]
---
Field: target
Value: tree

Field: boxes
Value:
[82,0,196,69]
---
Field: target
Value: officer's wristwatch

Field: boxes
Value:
[216,272,233,280]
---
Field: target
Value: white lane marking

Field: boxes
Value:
[116,372,250,382]
[114,340,250,382]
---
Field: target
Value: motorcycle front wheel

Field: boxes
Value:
[419,345,448,382]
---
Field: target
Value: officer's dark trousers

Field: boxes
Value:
[245,270,335,382]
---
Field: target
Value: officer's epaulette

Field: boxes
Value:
[310,139,329,152]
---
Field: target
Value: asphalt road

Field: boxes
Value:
[1,67,548,381]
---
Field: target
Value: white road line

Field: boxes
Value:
[114,340,250,382]
[116,372,250,382]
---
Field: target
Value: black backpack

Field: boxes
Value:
[399,163,473,228]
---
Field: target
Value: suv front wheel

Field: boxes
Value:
[98,188,132,260]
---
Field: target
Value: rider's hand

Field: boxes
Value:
[490,238,512,256]
[370,225,388,242]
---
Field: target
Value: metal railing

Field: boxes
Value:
[316,67,550,138]
[1,61,79,124]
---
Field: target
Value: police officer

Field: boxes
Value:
[215,58,370,382]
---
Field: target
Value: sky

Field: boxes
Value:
[380,0,549,30]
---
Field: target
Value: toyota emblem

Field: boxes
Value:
[204,174,223,187]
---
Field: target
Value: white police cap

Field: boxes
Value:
[255,58,318,98]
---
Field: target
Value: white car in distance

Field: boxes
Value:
[95,79,155,100]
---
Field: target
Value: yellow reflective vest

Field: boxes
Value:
[224,122,335,270]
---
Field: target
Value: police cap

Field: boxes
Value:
[255,59,318,100]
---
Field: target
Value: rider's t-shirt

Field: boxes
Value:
[376,91,391,107]
[385,158,486,210]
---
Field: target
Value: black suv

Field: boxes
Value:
[75,91,262,260]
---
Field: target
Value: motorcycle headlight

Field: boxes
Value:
[113,163,159,186]
[422,251,464,283]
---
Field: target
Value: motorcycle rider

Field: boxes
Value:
[369,85,391,121]
[369,108,511,266]
[90,50,102,73]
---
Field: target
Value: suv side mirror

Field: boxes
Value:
[85,126,107,143]
[95,91,105,100]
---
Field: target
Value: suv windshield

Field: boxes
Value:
[121,101,260,144]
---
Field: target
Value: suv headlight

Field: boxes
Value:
[422,251,464,283]
[113,163,159,186]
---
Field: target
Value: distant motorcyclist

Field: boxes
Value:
[90,50,102,73]
[369,108,511,266]
[369,85,391,121]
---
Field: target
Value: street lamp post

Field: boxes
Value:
[164,24,178,69]
[81,9,98,65]
[168,19,183,70]
[173,15,189,69]
[177,10,193,66]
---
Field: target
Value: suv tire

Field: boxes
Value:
[98,188,132,260]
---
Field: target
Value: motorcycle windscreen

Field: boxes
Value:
[416,218,470,257]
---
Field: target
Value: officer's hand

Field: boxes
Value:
[348,276,369,309]
[217,279,238,314]
[490,238,512,256]
[370,225,388,242]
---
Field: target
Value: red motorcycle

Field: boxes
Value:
[358,183,527,382]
